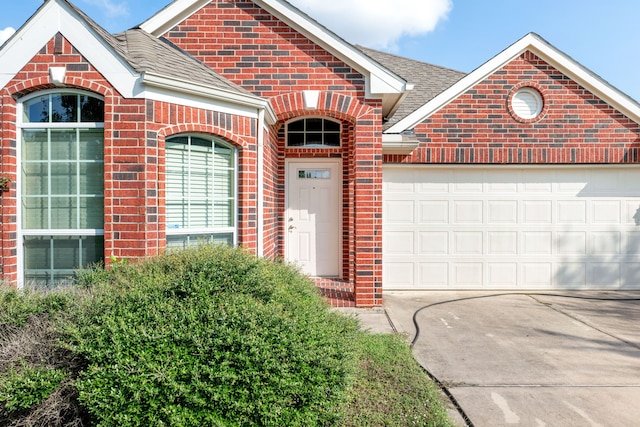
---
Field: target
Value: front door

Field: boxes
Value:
[286,160,341,277]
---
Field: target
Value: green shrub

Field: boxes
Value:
[0,365,66,415]
[67,245,359,426]
[0,287,72,328]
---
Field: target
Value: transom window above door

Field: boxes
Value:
[286,118,341,147]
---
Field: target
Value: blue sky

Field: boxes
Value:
[1,0,639,102]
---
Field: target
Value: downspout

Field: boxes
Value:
[257,108,265,257]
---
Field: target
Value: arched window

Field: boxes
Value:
[20,90,105,288]
[286,117,341,147]
[165,135,237,248]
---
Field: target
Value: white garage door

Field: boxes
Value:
[383,166,640,290]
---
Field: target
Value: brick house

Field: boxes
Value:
[1,0,639,307]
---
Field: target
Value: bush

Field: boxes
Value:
[67,245,359,426]
[0,287,87,427]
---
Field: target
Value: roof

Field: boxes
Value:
[385,32,640,133]
[63,0,253,97]
[113,29,254,96]
[0,0,275,122]
[357,46,466,131]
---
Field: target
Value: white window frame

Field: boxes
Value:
[285,117,342,148]
[17,89,105,288]
[165,135,239,247]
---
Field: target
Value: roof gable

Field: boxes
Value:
[0,0,137,96]
[140,0,410,112]
[0,0,276,122]
[385,33,640,134]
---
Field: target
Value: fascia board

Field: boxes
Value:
[0,0,138,96]
[387,33,640,133]
[142,73,278,124]
[140,0,211,37]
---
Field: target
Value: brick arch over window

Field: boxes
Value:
[270,92,374,123]
[7,80,114,100]
[157,124,250,150]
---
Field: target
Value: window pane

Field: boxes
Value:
[306,133,323,145]
[51,197,77,229]
[166,201,187,229]
[24,236,51,269]
[214,200,234,227]
[79,163,104,195]
[80,96,104,122]
[306,118,323,132]
[22,198,48,229]
[215,170,234,198]
[79,129,104,160]
[22,163,47,196]
[324,132,341,147]
[25,97,50,123]
[79,197,104,229]
[51,130,77,161]
[287,120,305,132]
[51,163,77,195]
[288,133,304,146]
[81,236,104,267]
[22,130,48,161]
[325,120,340,132]
[51,94,78,123]
[54,237,81,270]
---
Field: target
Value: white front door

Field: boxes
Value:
[286,160,341,277]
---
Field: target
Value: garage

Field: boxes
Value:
[382,165,640,290]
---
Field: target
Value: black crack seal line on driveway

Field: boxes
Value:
[409,292,640,427]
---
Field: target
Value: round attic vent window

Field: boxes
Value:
[511,87,543,120]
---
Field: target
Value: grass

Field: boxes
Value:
[0,246,454,426]
[341,333,454,427]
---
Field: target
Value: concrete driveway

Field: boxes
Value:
[384,291,640,427]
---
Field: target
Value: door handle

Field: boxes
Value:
[288,225,296,231]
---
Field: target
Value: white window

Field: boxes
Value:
[165,135,237,248]
[20,91,104,288]
[286,118,341,147]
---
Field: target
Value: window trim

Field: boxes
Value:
[285,117,342,148]
[17,90,105,288]
[165,134,239,247]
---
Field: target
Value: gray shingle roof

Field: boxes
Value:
[114,29,255,95]
[64,0,253,97]
[357,46,466,131]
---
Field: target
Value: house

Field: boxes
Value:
[1,0,639,307]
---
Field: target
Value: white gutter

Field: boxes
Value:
[256,109,265,257]
[142,73,277,124]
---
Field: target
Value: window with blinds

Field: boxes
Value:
[165,135,237,248]
[20,91,105,288]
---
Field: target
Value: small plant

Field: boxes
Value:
[0,175,11,190]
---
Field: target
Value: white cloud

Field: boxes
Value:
[81,0,129,18]
[0,27,16,46]
[288,0,452,49]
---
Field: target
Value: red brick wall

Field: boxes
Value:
[163,0,366,99]
[385,51,640,164]
[0,34,261,283]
